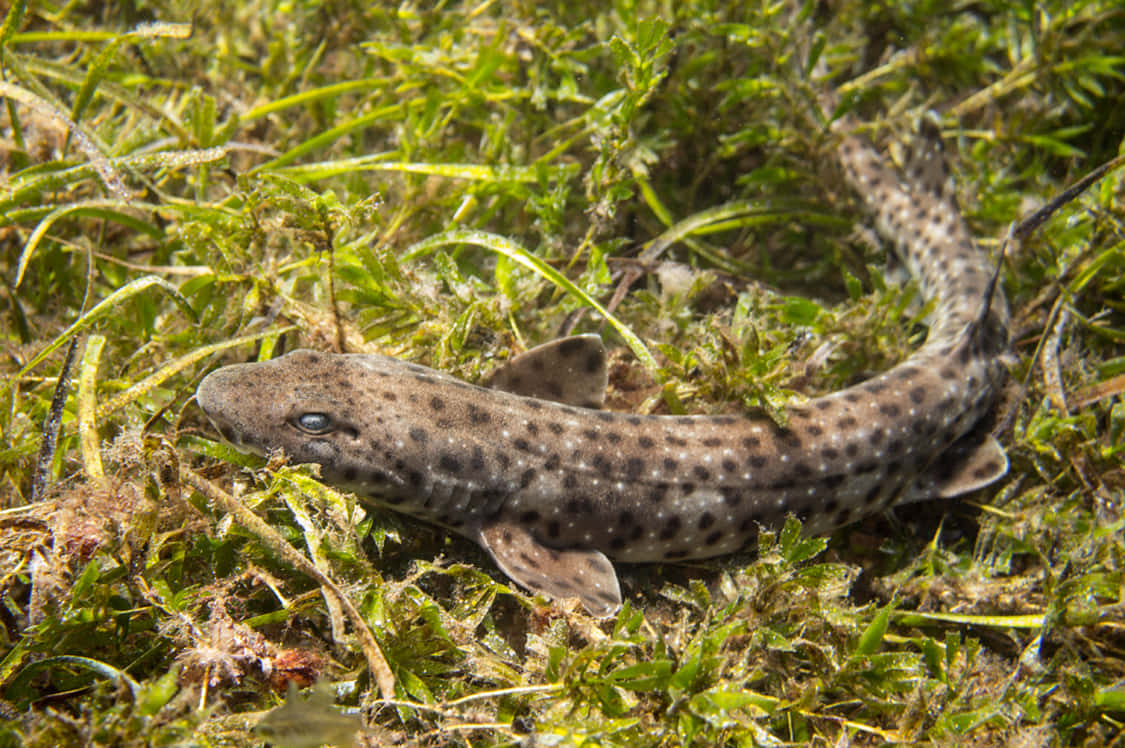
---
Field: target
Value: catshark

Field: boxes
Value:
[196,121,1011,616]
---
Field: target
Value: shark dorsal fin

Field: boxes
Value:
[485,334,607,409]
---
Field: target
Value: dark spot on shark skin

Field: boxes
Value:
[513,438,533,452]
[468,405,490,424]
[747,455,767,469]
[974,461,1002,480]
[778,429,802,449]
[525,422,539,436]
[596,412,614,423]
[625,458,645,480]
[666,549,690,559]
[585,353,601,374]
[844,391,862,403]
[518,552,540,569]
[721,487,741,506]
[869,428,885,445]
[742,436,761,449]
[894,366,919,380]
[822,447,839,460]
[381,391,397,401]
[546,521,560,538]
[910,386,927,403]
[863,484,882,505]
[439,454,462,473]
[567,497,593,514]
[698,512,714,530]
[667,435,688,447]
[582,429,599,441]
[705,530,723,545]
[940,367,958,380]
[520,510,540,524]
[520,469,537,488]
[845,443,860,458]
[547,382,563,398]
[626,416,643,426]
[557,338,585,357]
[651,483,670,502]
[409,427,428,443]
[814,399,833,410]
[663,458,679,471]
[610,536,626,550]
[702,437,722,448]
[638,436,655,449]
[807,424,823,436]
[630,524,645,540]
[342,467,357,482]
[605,432,623,444]
[771,477,798,491]
[618,510,634,525]
[469,446,485,470]
[595,590,619,606]
[592,455,613,476]
[659,516,682,540]
[693,466,711,481]
[547,422,564,434]
[545,453,561,470]
[823,474,845,490]
[879,403,901,418]
[430,396,445,411]
[722,459,737,472]
[680,482,696,495]
[496,452,511,470]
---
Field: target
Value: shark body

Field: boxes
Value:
[197,123,1011,616]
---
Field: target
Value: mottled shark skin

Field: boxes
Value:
[197,122,1011,616]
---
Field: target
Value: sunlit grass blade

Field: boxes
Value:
[3,276,196,398]
[404,229,659,376]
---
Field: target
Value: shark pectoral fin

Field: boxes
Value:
[477,520,622,617]
[484,334,607,409]
[906,433,1009,501]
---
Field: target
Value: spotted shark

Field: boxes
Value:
[196,120,1011,616]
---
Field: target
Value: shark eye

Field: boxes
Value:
[294,412,333,434]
